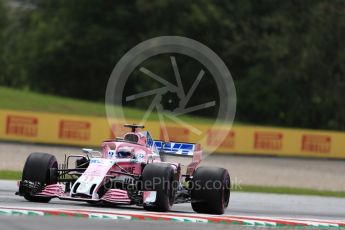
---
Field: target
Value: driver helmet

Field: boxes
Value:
[117,147,134,158]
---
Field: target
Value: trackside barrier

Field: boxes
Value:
[0,109,344,159]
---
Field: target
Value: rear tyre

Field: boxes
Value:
[142,163,176,212]
[21,152,58,203]
[191,167,230,214]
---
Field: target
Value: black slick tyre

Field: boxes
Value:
[191,167,230,214]
[21,152,58,202]
[142,163,176,212]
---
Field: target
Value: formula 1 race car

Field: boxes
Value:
[16,124,231,214]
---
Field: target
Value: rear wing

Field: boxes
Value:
[153,141,201,157]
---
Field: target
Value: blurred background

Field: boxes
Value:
[1,0,344,130]
[0,0,344,193]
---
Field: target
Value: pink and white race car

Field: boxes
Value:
[16,124,231,214]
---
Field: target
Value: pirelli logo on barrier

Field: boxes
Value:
[59,120,91,141]
[1,109,345,159]
[160,126,189,142]
[254,132,283,150]
[6,115,38,137]
[207,129,235,148]
[301,134,331,154]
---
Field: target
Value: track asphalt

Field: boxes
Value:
[0,180,344,229]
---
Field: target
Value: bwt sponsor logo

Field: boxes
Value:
[6,115,38,137]
[59,120,91,141]
[207,129,235,148]
[301,134,331,154]
[254,132,283,150]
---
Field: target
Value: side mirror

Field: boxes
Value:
[82,148,93,154]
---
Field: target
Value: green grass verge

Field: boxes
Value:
[0,86,220,124]
[0,87,107,117]
[0,170,22,180]
[237,184,345,198]
[1,170,344,198]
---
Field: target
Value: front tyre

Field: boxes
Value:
[191,167,230,214]
[142,163,176,212]
[21,152,58,203]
